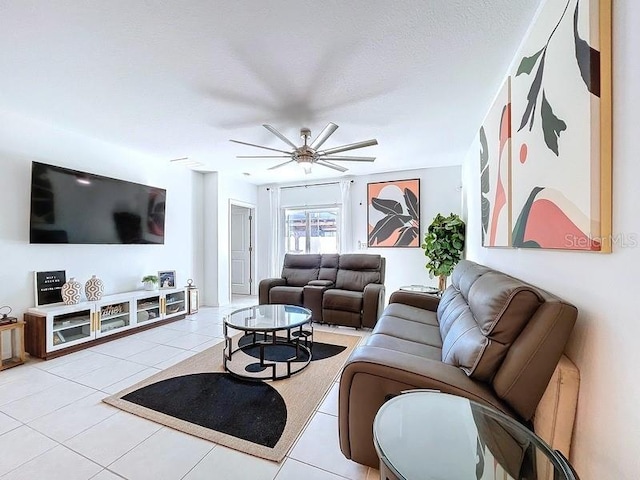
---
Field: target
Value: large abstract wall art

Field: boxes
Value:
[480,78,512,247]
[510,0,611,251]
[367,179,420,247]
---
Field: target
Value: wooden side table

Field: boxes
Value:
[0,321,26,371]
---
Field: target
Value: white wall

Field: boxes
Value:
[202,172,258,306]
[0,109,203,318]
[256,166,462,298]
[202,173,220,306]
[461,2,640,478]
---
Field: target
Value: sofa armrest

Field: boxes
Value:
[362,283,385,328]
[258,278,287,304]
[308,280,334,287]
[389,290,440,311]
[339,345,513,468]
[302,284,331,322]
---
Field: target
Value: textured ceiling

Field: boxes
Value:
[0,0,540,184]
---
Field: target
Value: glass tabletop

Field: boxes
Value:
[373,391,578,480]
[399,285,440,294]
[225,304,312,331]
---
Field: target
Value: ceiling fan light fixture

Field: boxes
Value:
[230,123,377,174]
[297,153,313,174]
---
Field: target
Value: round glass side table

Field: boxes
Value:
[399,285,440,295]
[373,391,579,480]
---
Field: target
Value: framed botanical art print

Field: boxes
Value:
[367,179,420,247]
[480,77,512,247]
[509,0,612,251]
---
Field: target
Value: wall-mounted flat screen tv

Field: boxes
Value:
[30,162,166,244]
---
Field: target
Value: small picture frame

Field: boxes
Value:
[158,270,176,289]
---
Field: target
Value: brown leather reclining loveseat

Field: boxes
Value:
[258,253,385,328]
[339,259,578,468]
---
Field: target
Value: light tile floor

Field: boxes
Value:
[0,297,380,480]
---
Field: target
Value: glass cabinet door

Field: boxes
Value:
[49,309,93,350]
[136,295,161,324]
[164,291,186,318]
[97,300,131,337]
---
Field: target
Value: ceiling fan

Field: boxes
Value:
[230,123,377,174]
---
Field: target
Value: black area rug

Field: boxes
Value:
[122,372,287,448]
[237,333,347,362]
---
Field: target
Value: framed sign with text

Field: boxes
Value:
[34,270,66,306]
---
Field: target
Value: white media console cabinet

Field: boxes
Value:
[24,287,187,359]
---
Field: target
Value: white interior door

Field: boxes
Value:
[230,205,252,295]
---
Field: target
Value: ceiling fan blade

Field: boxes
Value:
[317,139,378,156]
[268,160,295,170]
[262,124,298,149]
[229,139,292,154]
[310,122,339,150]
[319,155,376,162]
[316,160,348,173]
[236,155,291,158]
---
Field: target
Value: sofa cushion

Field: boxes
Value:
[281,254,321,287]
[335,254,382,291]
[323,289,363,313]
[367,333,442,361]
[269,286,303,305]
[437,260,544,382]
[319,253,339,283]
[468,272,542,342]
[375,317,443,348]
[383,303,439,327]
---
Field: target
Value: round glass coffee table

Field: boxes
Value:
[374,391,579,480]
[223,304,313,381]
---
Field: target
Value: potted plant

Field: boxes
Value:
[421,213,466,292]
[141,275,158,291]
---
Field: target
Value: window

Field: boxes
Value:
[284,207,339,254]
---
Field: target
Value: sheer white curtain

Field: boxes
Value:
[268,187,282,277]
[340,180,353,253]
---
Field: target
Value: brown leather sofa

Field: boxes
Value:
[339,259,578,468]
[258,253,385,328]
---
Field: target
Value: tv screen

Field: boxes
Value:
[30,162,166,244]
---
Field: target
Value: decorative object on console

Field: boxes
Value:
[421,213,465,292]
[34,270,66,306]
[84,275,104,301]
[0,306,18,326]
[186,279,199,315]
[61,277,82,305]
[142,275,158,290]
[101,304,124,316]
[508,0,611,251]
[158,270,176,289]
[230,123,377,174]
[480,77,512,247]
[367,179,420,247]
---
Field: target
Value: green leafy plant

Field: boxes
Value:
[141,275,158,284]
[421,213,466,289]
